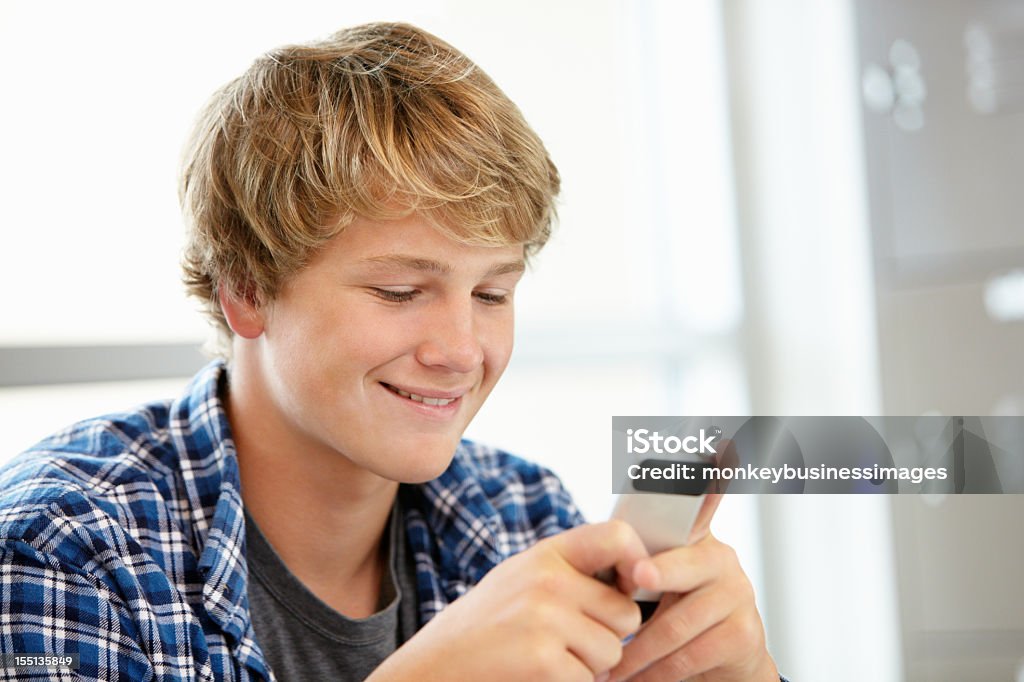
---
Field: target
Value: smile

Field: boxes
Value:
[381,383,461,407]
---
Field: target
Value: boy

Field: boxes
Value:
[0,23,780,681]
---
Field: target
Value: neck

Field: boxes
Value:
[226,357,398,618]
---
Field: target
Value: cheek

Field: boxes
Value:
[482,318,515,379]
[264,307,354,396]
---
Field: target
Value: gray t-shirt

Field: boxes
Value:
[244,500,420,681]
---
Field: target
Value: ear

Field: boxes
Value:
[218,286,265,339]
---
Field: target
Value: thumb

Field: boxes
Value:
[689,436,737,541]
[688,492,722,543]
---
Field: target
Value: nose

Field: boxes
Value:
[414,296,485,373]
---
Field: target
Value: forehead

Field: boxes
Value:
[317,214,526,273]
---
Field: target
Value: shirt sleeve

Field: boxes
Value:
[0,543,155,681]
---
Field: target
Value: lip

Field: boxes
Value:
[378,382,472,420]
[380,382,470,400]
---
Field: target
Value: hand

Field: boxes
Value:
[607,495,778,682]
[368,521,649,682]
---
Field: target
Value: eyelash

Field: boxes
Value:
[475,291,508,305]
[370,288,509,305]
[372,288,417,303]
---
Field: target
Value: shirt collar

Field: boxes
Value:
[418,451,507,577]
[171,361,254,648]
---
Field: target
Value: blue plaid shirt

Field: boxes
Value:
[0,361,585,681]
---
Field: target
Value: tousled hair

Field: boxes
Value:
[180,22,560,355]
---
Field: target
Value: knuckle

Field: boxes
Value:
[708,541,738,574]
[663,648,696,678]
[592,630,625,671]
[531,563,564,593]
[522,588,557,620]
[621,600,643,636]
[529,640,562,676]
[713,540,738,565]
[735,611,765,648]
[567,667,593,682]
[602,636,625,670]
[661,611,695,648]
[738,573,756,601]
[605,518,636,547]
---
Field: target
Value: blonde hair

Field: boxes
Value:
[180,22,560,355]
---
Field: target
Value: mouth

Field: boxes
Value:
[380,382,464,407]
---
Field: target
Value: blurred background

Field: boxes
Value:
[1,0,1022,679]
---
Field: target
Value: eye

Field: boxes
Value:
[474,290,510,305]
[370,287,418,303]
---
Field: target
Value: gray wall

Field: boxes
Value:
[857,0,1024,679]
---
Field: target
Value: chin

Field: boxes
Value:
[382,441,460,484]
[388,460,454,485]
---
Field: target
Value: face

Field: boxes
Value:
[245,214,524,483]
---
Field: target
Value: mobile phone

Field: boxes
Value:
[610,485,700,593]
[610,490,705,606]
[606,420,720,620]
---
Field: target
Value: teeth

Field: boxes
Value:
[388,385,455,406]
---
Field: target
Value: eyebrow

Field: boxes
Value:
[357,254,526,277]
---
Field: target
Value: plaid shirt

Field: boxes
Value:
[0,361,585,681]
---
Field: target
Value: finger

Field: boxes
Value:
[576,578,643,639]
[541,645,601,682]
[555,603,631,676]
[629,535,728,596]
[688,493,723,543]
[623,612,765,682]
[562,561,644,638]
[637,589,681,620]
[610,584,731,680]
[549,520,650,580]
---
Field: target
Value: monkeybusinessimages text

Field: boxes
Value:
[625,428,950,486]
